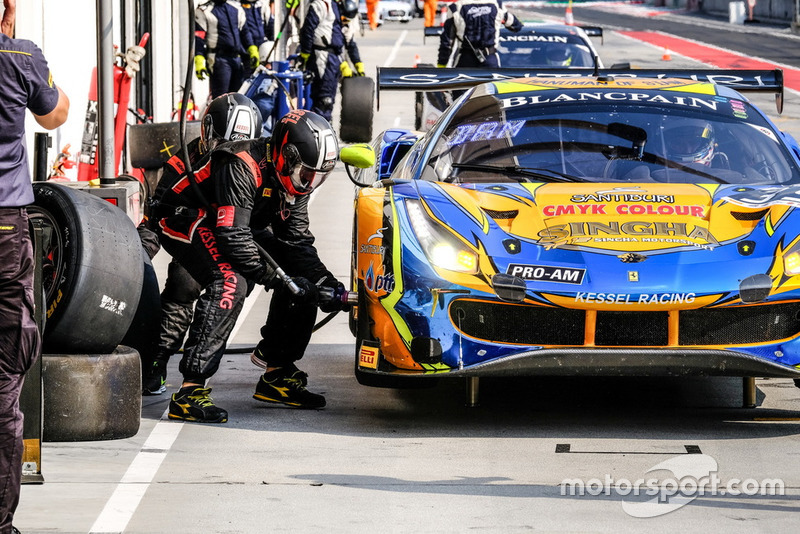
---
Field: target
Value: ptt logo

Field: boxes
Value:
[365,264,396,293]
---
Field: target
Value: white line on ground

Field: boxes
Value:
[384,29,408,67]
[384,30,408,130]
[88,417,181,533]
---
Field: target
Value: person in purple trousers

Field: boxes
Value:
[0,2,69,531]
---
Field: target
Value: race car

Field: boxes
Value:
[416,22,607,131]
[359,0,414,26]
[345,67,800,395]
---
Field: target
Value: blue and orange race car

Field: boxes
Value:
[344,67,800,396]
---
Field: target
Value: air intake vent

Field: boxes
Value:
[731,208,769,221]
[483,208,519,220]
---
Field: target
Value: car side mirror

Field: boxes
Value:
[340,144,377,187]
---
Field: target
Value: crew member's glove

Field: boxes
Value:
[247,45,260,69]
[289,276,319,306]
[297,51,310,69]
[124,45,146,78]
[340,61,353,78]
[194,55,209,80]
[317,276,351,313]
[355,62,365,76]
[437,63,447,68]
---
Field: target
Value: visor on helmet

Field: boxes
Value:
[288,163,333,195]
[278,130,338,196]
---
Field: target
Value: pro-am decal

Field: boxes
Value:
[507,263,586,284]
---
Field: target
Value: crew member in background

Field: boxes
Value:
[437,0,521,68]
[340,0,365,76]
[140,93,263,396]
[0,0,70,529]
[424,0,437,28]
[153,109,347,423]
[365,0,379,30]
[240,0,274,75]
[298,0,364,122]
[195,0,259,98]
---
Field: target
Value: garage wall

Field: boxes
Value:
[7,0,196,179]
[698,0,797,24]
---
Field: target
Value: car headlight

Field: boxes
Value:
[784,248,800,276]
[406,199,479,274]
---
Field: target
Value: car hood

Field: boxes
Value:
[415,181,783,253]
[398,181,800,306]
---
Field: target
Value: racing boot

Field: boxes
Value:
[253,365,325,408]
[142,359,168,396]
[168,386,228,423]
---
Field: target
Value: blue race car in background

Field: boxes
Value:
[416,23,609,131]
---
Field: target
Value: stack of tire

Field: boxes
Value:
[30,182,156,441]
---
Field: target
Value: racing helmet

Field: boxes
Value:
[200,93,263,152]
[545,46,573,66]
[339,0,359,19]
[271,110,339,196]
[664,119,716,166]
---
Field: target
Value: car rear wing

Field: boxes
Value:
[580,26,603,44]
[423,25,604,43]
[376,67,785,113]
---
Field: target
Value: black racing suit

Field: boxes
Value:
[153,138,333,382]
[143,139,207,371]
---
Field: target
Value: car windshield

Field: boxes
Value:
[497,34,595,68]
[422,91,800,185]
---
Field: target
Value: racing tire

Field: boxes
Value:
[121,250,161,367]
[42,346,142,442]
[339,76,374,142]
[30,182,144,354]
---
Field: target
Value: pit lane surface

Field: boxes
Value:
[18,13,800,533]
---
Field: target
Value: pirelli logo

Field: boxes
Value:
[507,264,586,284]
[358,344,379,369]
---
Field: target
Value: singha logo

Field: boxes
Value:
[618,252,647,263]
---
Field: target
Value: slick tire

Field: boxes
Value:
[121,250,161,367]
[42,346,142,442]
[339,76,374,142]
[30,182,144,353]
